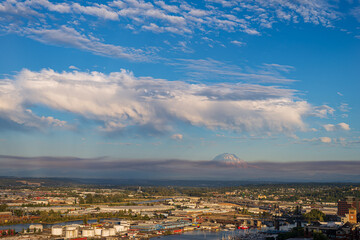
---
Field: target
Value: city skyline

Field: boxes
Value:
[0,0,359,180]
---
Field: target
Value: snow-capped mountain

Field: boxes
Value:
[213,153,248,168]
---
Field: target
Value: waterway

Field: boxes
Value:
[151,224,299,239]
[150,229,265,240]
[1,220,299,239]
[0,218,118,232]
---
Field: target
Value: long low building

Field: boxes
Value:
[100,205,173,213]
[130,220,192,232]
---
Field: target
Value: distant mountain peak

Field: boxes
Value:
[213,153,248,168]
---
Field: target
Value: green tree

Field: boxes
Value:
[313,232,329,240]
[0,204,8,211]
[86,194,93,204]
[304,209,325,222]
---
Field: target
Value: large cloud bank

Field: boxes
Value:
[0,69,331,134]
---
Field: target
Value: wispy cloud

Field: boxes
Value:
[300,136,360,147]
[0,0,346,50]
[12,26,154,62]
[171,134,183,141]
[339,103,351,112]
[351,6,360,22]
[323,122,350,131]
[320,136,332,143]
[170,58,296,84]
[72,3,119,20]
[231,40,246,47]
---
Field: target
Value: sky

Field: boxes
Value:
[0,0,359,180]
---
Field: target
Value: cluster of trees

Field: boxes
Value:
[304,209,325,222]
[2,208,154,226]
[35,209,151,223]
[21,203,49,207]
[275,227,329,240]
[79,193,126,204]
[141,186,211,197]
[0,204,8,212]
[237,207,250,215]
[276,227,304,240]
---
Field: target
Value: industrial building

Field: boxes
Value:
[130,220,192,232]
[338,197,360,217]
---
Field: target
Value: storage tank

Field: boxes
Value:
[109,228,116,236]
[82,228,95,237]
[51,226,63,236]
[65,226,78,239]
[114,225,125,233]
[29,224,43,232]
[94,227,102,236]
[101,228,110,237]
[121,221,130,231]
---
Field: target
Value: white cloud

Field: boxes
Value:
[320,137,332,143]
[155,1,180,13]
[351,7,360,22]
[0,0,342,41]
[171,41,194,53]
[323,122,350,131]
[262,63,294,73]
[337,122,350,131]
[323,124,335,131]
[0,68,330,134]
[171,134,183,140]
[40,116,67,127]
[188,9,209,17]
[339,103,350,112]
[0,80,67,130]
[72,3,119,20]
[303,136,360,147]
[19,26,152,61]
[311,105,335,118]
[171,58,296,84]
[231,40,246,46]
[243,28,260,35]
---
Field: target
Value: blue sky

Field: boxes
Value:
[0,0,360,179]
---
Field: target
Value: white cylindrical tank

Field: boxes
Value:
[121,221,130,231]
[109,228,116,236]
[65,226,78,239]
[94,227,102,236]
[82,228,95,237]
[114,225,125,233]
[29,224,43,232]
[101,229,110,237]
[51,226,63,236]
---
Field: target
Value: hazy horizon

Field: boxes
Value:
[1,154,360,182]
